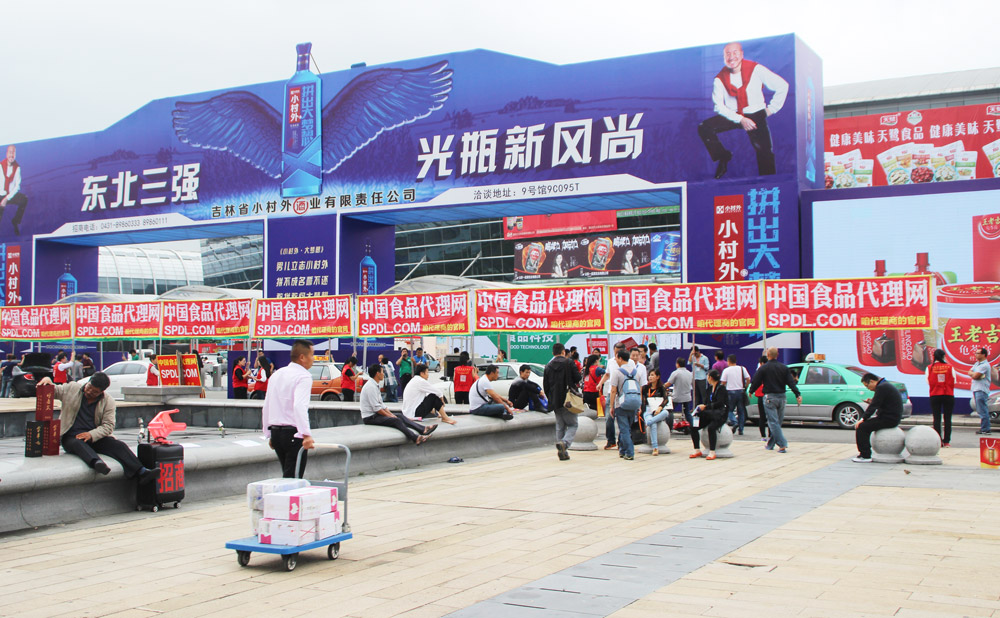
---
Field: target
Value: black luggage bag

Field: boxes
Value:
[137,442,185,512]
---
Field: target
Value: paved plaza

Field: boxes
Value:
[1,436,998,618]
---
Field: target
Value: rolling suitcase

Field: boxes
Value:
[137,441,185,512]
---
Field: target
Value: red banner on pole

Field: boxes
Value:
[0,304,73,340]
[608,281,761,334]
[358,291,469,337]
[253,296,352,338]
[713,195,744,282]
[158,355,181,386]
[764,276,932,331]
[73,302,162,339]
[475,286,606,332]
[5,245,20,306]
[161,299,252,338]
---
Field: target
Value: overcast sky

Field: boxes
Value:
[3,0,998,145]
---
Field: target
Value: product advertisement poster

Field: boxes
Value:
[475,286,606,333]
[73,301,162,339]
[810,184,1000,397]
[512,230,658,281]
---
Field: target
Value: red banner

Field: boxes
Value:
[586,336,609,355]
[358,291,469,337]
[608,281,761,334]
[713,195,744,282]
[181,354,202,386]
[158,355,181,386]
[161,299,252,338]
[824,102,1000,188]
[475,286,605,332]
[73,302,161,339]
[504,211,617,240]
[0,304,72,340]
[764,276,932,331]
[5,245,20,306]
[253,296,352,338]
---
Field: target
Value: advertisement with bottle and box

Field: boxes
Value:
[811,186,1000,399]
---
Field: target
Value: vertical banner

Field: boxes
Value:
[714,195,744,281]
[608,282,761,333]
[161,299,252,339]
[181,354,202,386]
[357,291,470,337]
[73,302,162,339]
[157,355,181,386]
[253,295,353,338]
[4,244,20,306]
[474,286,606,332]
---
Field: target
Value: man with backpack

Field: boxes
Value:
[608,349,642,460]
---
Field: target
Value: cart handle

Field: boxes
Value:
[295,442,352,485]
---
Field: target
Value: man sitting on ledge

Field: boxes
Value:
[37,373,161,484]
[469,364,517,420]
[852,372,903,463]
[402,363,456,424]
[362,364,435,444]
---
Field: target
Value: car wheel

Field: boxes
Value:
[321,393,341,402]
[834,403,864,430]
[990,409,1000,422]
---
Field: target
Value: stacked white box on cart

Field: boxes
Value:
[257,486,342,545]
[246,477,310,535]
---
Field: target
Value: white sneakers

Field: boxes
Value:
[852,456,872,463]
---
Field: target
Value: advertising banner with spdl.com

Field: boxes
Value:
[357,291,470,337]
[73,301,162,339]
[0,304,72,340]
[608,281,761,334]
[253,296,352,338]
[161,299,252,339]
[475,286,606,333]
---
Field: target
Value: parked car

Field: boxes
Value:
[310,362,344,401]
[79,360,151,400]
[11,352,53,398]
[973,391,1000,422]
[424,353,441,372]
[747,360,912,429]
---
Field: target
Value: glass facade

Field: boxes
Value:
[200,236,264,290]
[98,246,203,295]
[394,207,680,284]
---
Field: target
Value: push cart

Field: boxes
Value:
[225,443,353,571]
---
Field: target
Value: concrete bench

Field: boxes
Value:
[0,411,555,534]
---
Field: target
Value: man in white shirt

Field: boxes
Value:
[402,363,456,424]
[361,364,434,444]
[262,340,316,478]
[0,145,28,235]
[629,348,647,387]
[720,354,751,435]
[697,42,788,178]
[468,365,516,420]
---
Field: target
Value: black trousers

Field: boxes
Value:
[250,390,265,400]
[415,393,444,418]
[697,110,776,175]
[61,434,144,478]
[512,389,543,411]
[693,379,708,407]
[363,413,425,442]
[583,391,598,411]
[454,391,469,404]
[269,425,306,478]
[399,374,412,397]
[756,396,769,437]
[856,416,899,459]
[0,192,28,233]
[342,389,354,402]
[929,395,954,444]
[691,410,726,451]
[233,387,248,399]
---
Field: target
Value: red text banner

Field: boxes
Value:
[162,299,252,338]
[73,302,162,339]
[713,195,744,281]
[503,211,617,240]
[181,354,202,386]
[158,356,181,386]
[358,292,469,337]
[253,296,352,338]
[5,245,20,306]
[764,276,932,331]
[608,281,761,334]
[0,304,72,340]
[475,286,605,332]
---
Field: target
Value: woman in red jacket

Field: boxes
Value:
[582,354,602,411]
[340,356,358,402]
[926,348,956,447]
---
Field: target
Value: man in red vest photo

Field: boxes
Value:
[0,145,29,235]
[697,42,788,179]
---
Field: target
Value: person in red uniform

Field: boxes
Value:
[452,351,475,405]
[582,353,603,412]
[232,356,248,399]
[340,356,358,402]
[53,352,71,384]
[926,348,956,447]
[249,357,271,400]
[146,355,161,386]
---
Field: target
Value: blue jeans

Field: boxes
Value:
[615,407,637,457]
[605,395,617,445]
[762,393,788,449]
[0,376,10,398]
[974,390,991,432]
[727,390,747,433]
[674,400,692,427]
[471,403,508,418]
[643,405,672,448]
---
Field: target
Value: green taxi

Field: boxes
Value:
[748,359,912,429]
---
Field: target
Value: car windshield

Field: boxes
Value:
[844,366,868,378]
[527,365,544,377]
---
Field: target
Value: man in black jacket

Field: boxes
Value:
[544,342,582,461]
[747,347,801,453]
[853,373,903,463]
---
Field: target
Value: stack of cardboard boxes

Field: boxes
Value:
[25,383,59,457]
[246,478,343,546]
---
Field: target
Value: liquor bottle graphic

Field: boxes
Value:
[858,260,894,366]
[57,262,77,300]
[281,42,323,198]
[893,252,955,375]
[359,239,377,295]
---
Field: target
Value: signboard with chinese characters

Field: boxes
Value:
[503,211,617,240]
[357,292,470,337]
[513,231,656,281]
[73,302,161,339]
[763,276,932,331]
[161,300,252,339]
[824,102,1000,188]
[0,304,72,340]
[713,195,744,281]
[157,355,181,386]
[475,286,606,333]
[2,244,19,306]
[181,354,202,386]
[608,282,761,334]
[253,296,352,338]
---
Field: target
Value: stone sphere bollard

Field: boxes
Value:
[904,425,942,465]
[871,427,906,463]
[569,415,598,451]
[700,423,734,458]
[636,417,671,454]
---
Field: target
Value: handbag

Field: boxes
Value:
[565,387,585,414]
